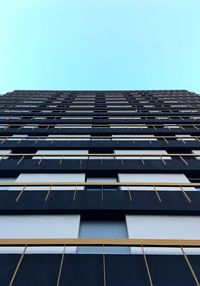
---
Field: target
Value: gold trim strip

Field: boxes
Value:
[0,182,199,186]
[1,238,200,246]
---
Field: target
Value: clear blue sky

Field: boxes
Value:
[0,0,200,94]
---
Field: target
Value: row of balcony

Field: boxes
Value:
[0,183,200,215]
[1,153,200,174]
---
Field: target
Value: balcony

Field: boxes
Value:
[0,238,200,286]
[0,182,200,215]
[1,152,200,174]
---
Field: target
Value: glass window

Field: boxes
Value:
[0,177,17,191]
[78,220,129,254]
[86,177,117,191]
[89,152,114,160]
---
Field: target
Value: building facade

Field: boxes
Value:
[0,89,200,285]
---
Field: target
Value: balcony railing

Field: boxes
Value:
[0,182,200,203]
[0,123,200,129]
[0,152,200,166]
[0,135,200,144]
[1,238,200,286]
[1,115,200,120]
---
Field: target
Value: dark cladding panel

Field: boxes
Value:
[0,254,199,286]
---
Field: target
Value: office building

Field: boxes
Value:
[0,89,200,285]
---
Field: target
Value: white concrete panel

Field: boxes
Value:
[33,150,88,160]
[0,125,9,129]
[70,105,94,108]
[14,173,85,191]
[176,135,196,141]
[181,110,198,113]
[126,215,200,254]
[0,116,21,120]
[118,173,194,191]
[65,110,93,113]
[164,124,180,129]
[108,110,136,113]
[112,135,157,141]
[55,125,92,129]
[191,116,200,120]
[0,215,80,254]
[22,124,38,129]
[0,149,12,160]
[109,117,141,120]
[192,150,200,160]
[46,135,90,141]
[114,150,171,160]
[7,135,28,141]
[110,124,147,129]
[107,105,132,108]
[156,117,169,120]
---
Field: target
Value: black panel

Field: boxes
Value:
[148,255,200,286]
[0,190,200,216]
[0,254,199,286]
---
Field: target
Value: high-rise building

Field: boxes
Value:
[0,89,200,285]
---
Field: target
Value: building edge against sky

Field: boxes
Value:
[0,90,200,285]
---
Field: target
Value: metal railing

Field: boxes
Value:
[1,115,200,119]
[1,238,200,286]
[0,123,200,128]
[0,152,199,166]
[0,135,199,145]
[0,182,199,203]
